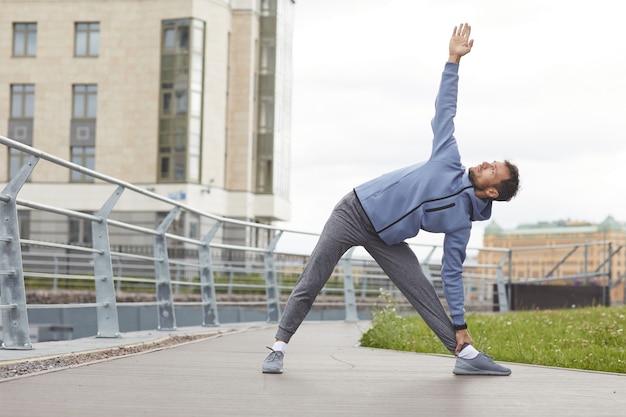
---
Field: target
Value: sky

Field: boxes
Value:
[276,0,626,252]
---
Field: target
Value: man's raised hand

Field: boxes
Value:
[449,23,474,63]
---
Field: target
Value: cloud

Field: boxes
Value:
[284,0,626,243]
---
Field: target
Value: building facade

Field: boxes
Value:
[479,217,626,304]
[0,0,295,248]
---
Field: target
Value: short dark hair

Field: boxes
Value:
[494,160,519,202]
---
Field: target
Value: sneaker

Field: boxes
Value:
[453,352,511,376]
[262,347,284,374]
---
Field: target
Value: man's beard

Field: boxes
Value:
[468,168,479,188]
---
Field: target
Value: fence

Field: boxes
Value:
[504,241,623,309]
[0,134,619,350]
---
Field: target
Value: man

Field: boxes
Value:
[262,23,519,376]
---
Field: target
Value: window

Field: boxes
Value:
[158,18,204,183]
[8,84,35,179]
[11,84,35,118]
[75,22,100,57]
[261,0,277,14]
[17,210,31,241]
[13,23,37,57]
[160,83,188,116]
[70,146,95,182]
[69,214,93,246]
[9,147,27,180]
[71,84,97,182]
[73,84,98,118]
[162,22,189,53]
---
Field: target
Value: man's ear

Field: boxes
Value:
[486,187,500,200]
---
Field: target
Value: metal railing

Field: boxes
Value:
[1,134,619,351]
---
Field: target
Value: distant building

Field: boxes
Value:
[0,0,295,248]
[479,216,626,304]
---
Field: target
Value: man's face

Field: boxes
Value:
[469,161,511,191]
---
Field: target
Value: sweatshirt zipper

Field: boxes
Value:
[377,185,473,234]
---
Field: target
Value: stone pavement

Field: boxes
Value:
[0,321,624,417]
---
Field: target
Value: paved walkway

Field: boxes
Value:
[1,321,625,417]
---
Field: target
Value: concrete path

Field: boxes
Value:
[0,321,624,416]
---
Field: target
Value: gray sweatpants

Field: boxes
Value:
[276,191,458,354]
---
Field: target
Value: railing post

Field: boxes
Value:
[53,255,59,291]
[496,252,510,313]
[341,247,358,322]
[421,246,437,283]
[200,221,221,326]
[154,207,179,330]
[264,230,283,322]
[114,257,122,292]
[606,242,612,306]
[583,243,589,285]
[227,266,234,295]
[0,155,38,350]
[91,185,123,338]
[360,264,368,298]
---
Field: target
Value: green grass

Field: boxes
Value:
[360,293,626,374]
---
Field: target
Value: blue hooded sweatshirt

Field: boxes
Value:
[354,62,492,325]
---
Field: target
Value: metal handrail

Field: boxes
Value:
[1,134,618,350]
